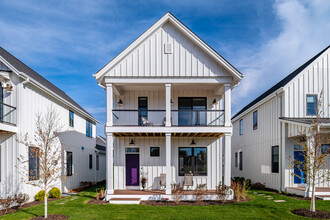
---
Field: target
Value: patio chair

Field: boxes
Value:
[160,173,166,190]
[183,173,193,190]
[141,116,153,126]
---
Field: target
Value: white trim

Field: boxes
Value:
[0,123,18,133]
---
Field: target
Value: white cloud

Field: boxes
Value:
[232,0,330,114]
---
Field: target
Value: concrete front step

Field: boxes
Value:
[109,198,141,204]
[316,195,330,200]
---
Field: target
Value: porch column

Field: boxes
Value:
[224,133,231,186]
[106,133,114,197]
[165,84,171,126]
[106,83,113,126]
[165,133,172,194]
[224,84,231,127]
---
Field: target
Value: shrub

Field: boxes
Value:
[171,183,183,204]
[251,182,265,190]
[49,187,61,199]
[35,190,48,201]
[216,183,232,203]
[193,184,207,202]
[245,179,252,189]
[0,196,16,213]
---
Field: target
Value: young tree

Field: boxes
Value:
[289,91,330,212]
[17,107,63,218]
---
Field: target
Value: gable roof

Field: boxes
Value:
[232,45,330,121]
[0,47,97,123]
[94,12,243,85]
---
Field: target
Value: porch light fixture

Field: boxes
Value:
[129,139,135,145]
[118,99,123,106]
[213,99,217,105]
[191,139,196,145]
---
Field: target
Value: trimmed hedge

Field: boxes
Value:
[49,187,61,199]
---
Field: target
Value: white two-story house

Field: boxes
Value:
[232,46,330,198]
[0,47,105,200]
[94,12,243,201]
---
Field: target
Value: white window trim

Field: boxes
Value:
[305,93,319,117]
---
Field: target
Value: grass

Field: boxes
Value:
[1,185,330,219]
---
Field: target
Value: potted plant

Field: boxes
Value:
[140,170,148,190]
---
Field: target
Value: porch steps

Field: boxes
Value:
[316,195,330,201]
[109,198,141,204]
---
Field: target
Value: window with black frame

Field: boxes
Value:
[239,151,243,170]
[150,147,160,157]
[67,151,73,176]
[179,147,207,176]
[306,94,318,116]
[178,97,206,126]
[29,147,39,181]
[89,154,93,169]
[253,111,258,130]
[272,146,279,173]
[69,110,74,127]
[138,97,148,125]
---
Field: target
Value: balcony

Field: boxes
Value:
[112,109,224,127]
[0,102,17,133]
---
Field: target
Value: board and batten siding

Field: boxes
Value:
[232,95,282,190]
[104,22,231,78]
[113,136,223,190]
[284,49,329,119]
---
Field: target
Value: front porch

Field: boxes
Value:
[286,187,330,199]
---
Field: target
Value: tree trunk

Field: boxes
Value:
[310,180,315,212]
[45,194,48,218]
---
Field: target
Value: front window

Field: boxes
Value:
[86,120,92,137]
[306,94,318,116]
[253,111,258,130]
[239,119,243,135]
[69,110,74,127]
[66,151,73,176]
[29,147,39,180]
[321,144,330,154]
[150,147,160,157]
[272,146,279,173]
[179,147,207,176]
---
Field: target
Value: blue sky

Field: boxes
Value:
[0,0,329,135]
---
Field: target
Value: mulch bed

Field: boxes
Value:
[291,209,330,219]
[88,198,108,205]
[30,214,68,219]
[140,199,249,206]
[0,198,59,216]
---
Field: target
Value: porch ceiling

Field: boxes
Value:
[113,132,224,137]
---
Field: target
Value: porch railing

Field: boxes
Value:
[0,102,16,125]
[112,109,224,126]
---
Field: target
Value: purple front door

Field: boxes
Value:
[126,154,140,186]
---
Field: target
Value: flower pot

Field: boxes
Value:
[142,182,146,190]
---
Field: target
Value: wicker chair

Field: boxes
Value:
[183,173,193,190]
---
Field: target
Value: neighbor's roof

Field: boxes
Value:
[95,136,106,152]
[94,12,243,85]
[232,45,330,120]
[0,47,97,123]
[280,117,330,125]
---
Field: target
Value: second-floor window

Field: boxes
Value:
[306,94,318,116]
[239,119,243,135]
[69,110,74,127]
[138,97,148,125]
[86,120,92,137]
[178,97,207,126]
[253,111,258,130]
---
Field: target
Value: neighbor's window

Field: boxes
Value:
[29,147,39,181]
[253,111,258,130]
[66,151,73,176]
[89,154,93,169]
[235,152,238,168]
[272,146,279,173]
[321,144,330,154]
[69,110,74,127]
[150,147,160,157]
[306,94,318,116]
[86,120,92,137]
[239,151,243,171]
[239,119,243,135]
[96,155,99,171]
[179,147,207,176]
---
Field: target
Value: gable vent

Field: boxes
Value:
[164,43,172,54]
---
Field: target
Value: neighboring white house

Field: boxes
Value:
[232,46,330,197]
[0,47,105,200]
[94,12,243,201]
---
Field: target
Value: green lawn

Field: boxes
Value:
[2,185,330,219]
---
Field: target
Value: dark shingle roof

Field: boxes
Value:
[232,45,330,120]
[0,47,95,120]
[95,136,106,152]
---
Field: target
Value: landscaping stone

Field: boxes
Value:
[274,200,286,202]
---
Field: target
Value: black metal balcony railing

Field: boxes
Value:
[0,102,16,125]
[112,109,224,126]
